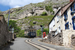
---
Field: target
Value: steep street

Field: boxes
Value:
[2,38,72,50]
[2,38,38,50]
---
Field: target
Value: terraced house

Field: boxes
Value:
[48,0,75,47]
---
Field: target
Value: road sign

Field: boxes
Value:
[12,28,14,33]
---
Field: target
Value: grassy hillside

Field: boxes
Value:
[17,15,54,27]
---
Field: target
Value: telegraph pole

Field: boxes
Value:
[8,8,10,30]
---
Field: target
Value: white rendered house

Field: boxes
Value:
[48,0,75,47]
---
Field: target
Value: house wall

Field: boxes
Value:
[49,3,75,47]
[49,19,55,33]
[61,8,73,30]
[63,30,75,47]
[49,11,62,35]
[60,7,75,47]
[50,32,63,45]
[0,15,12,46]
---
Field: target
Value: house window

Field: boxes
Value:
[59,35,61,37]
[64,11,68,21]
[59,27,60,29]
[52,35,55,37]
[74,19,75,26]
[65,22,69,30]
[70,3,75,11]
[53,25,55,27]
[72,16,75,30]
[57,21,59,23]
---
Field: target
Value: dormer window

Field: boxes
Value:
[65,22,69,30]
[64,11,68,21]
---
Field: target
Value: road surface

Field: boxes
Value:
[32,38,72,50]
[2,38,72,50]
[2,38,38,50]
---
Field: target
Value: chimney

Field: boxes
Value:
[70,0,74,2]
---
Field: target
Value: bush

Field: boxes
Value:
[9,20,21,33]
[45,6,53,12]
[36,28,49,36]
[16,30,25,37]
[9,20,25,37]
[37,29,41,36]
[41,12,47,16]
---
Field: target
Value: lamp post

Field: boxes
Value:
[40,25,43,41]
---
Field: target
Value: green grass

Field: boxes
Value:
[17,15,54,26]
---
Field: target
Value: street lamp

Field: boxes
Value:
[40,25,43,41]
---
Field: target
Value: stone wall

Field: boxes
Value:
[63,30,75,47]
[0,15,12,46]
[71,34,75,46]
[48,31,63,45]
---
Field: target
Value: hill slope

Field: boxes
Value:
[2,0,69,30]
[3,0,69,20]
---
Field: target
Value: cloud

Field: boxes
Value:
[0,0,44,8]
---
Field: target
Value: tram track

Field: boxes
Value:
[25,39,56,50]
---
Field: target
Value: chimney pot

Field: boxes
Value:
[70,0,74,2]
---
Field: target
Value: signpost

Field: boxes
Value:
[12,28,14,33]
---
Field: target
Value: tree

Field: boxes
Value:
[9,20,21,33]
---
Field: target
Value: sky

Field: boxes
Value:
[0,0,44,11]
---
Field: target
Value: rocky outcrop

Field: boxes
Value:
[2,0,70,30]
[3,0,69,20]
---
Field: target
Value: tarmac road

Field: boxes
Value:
[2,38,38,50]
[2,38,73,50]
[32,38,72,50]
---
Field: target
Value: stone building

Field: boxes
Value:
[48,0,75,47]
[0,15,12,46]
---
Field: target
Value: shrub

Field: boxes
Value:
[45,6,53,12]
[37,29,41,36]
[36,28,49,36]
[16,30,25,37]
[9,20,25,37]
[9,20,21,33]
[41,12,47,16]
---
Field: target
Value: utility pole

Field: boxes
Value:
[8,8,10,30]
